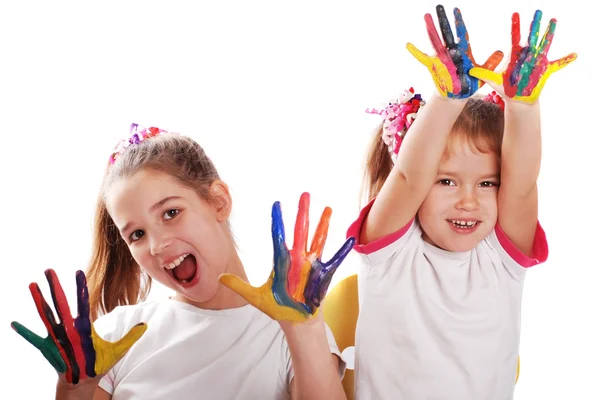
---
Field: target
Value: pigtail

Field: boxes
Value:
[361,122,394,205]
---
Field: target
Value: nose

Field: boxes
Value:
[456,187,479,211]
[149,232,172,256]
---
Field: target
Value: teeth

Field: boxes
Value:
[164,254,189,270]
[451,220,477,228]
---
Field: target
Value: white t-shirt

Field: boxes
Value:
[346,199,548,400]
[94,297,344,399]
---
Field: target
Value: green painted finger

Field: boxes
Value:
[11,321,66,372]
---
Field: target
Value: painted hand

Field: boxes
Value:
[470,10,577,103]
[219,192,355,323]
[11,269,147,384]
[407,5,503,99]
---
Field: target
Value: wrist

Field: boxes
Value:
[56,376,99,400]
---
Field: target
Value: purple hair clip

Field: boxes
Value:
[109,123,178,165]
[365,87,425,163]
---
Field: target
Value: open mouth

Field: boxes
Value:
[164,254,198,285]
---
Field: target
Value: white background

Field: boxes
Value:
[0,0,596,398]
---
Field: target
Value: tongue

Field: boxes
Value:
[173,256,196,282]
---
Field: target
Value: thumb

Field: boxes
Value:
[406,43,432,68]
[92,322,147,375]
[548,52,577,74]
[219,273,264,308]
[469,67,503,85]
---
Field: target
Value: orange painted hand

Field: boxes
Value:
[219,193,355,323]
[11,269,147,384]
[469,10,577,103]
[407,5,503,98]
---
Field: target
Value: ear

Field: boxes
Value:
[208,179,232,222]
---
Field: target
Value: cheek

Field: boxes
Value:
[420,188,450,216]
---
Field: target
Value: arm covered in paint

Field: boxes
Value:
[470,10,576,255]
[10,269,147,397]
[360,5,502,245]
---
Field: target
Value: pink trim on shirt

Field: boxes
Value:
[494,221,549,268]
[346,198,414,255]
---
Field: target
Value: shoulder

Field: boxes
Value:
[93,300,164,341]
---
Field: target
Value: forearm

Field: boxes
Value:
[281,319,345,400]
[501,100,542,196]
[395,93,467,188]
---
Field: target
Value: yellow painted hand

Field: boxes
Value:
[11,269,147,384]
[407,5,503,98]
[219,193,355,323]
[469,10,577,103]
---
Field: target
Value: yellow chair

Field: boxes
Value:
[322,274,359,400]
[321,274,520,399]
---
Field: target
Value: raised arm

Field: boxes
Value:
[471,10,576,255]
[362,5,503,244]
[219,193,353,399]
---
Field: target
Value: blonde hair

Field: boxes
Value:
[362,97,504,203]
[86,134,221,321]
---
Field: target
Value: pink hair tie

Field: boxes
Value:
[109,123,179,165]
[365,87,426,163]
[482,91,505,111]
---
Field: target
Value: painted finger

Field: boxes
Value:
[46,269,87,380]
[453,7,470,54]
[293,192,310,253]
[527,10,543,49]
[30,280,81,382]
[406,43,432,68]
[481,50,504,71]
[219,273,265,308]
[537,18,556,59]
[469,67,504,86]
[424,13,446,56]
[323,237,356,272]
[289,194,310,296]
[436,5,456,49]
[270,201,287,263]
[309,207,332,258]
[74,270,96,378]
[548,52,577,73]
[11,321,67,372]
[304,237,356,312]
[92,322,147,375]
[510,13,522,55]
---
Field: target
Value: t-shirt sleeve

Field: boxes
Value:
[488,221,549,272]
[286,322,348,388]
[346,197,417,266]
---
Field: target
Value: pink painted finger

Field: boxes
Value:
[424,13,446,56]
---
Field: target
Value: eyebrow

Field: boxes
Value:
[120,196,182,234]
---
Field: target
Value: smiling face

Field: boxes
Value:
[417,138,500,252]
[105,168,245,309]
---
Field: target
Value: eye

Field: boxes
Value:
[438,179,456,186]
[480,181,498,187]
[130,229,144,242]
[164,209,180,220]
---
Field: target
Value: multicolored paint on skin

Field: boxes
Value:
[470,10,577,103]
[11,269,147,384]
[407,5,503,99]
[219,192,355,322]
